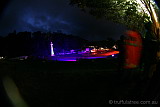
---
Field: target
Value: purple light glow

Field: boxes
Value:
[48,51,119,61]
[60,59,77,61]
[48,56,108,61]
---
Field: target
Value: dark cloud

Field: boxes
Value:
[0,0,126,40]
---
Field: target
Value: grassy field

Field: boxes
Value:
[0,58,150,107]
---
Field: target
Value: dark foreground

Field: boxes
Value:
[0,58,157,107]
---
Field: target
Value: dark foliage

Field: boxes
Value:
[0,31,88,57]
[0,30,116,58]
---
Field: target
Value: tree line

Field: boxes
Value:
[0,31,88,57]
[0,31,116,58]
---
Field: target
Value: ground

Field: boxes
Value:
[0,58,154,107]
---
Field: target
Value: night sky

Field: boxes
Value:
[0,0,126,41]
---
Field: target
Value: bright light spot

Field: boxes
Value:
[91,49,97,52]
[85,48,90,52]
[0,57,4,59]
[99,47,104,50]
[104,48,109,51]
[112,45,117,49]
[50,42,55,56]
[112,55,115,57]
[91,50,95,53]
